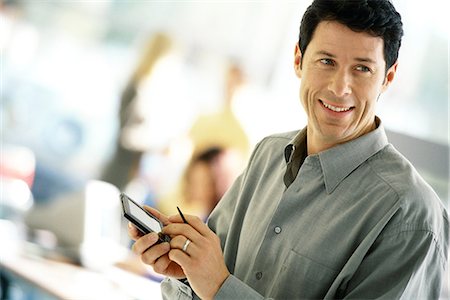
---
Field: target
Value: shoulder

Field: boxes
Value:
[252,130,298,153]
[368,144,442,212]
[244,130,299,166]
[259,130,298,144]
[229,130,300,191]
[368,144,448,253]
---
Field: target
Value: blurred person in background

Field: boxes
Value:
[182,147,243,219]
[158,61,250,216]
[100,32,173,192]
[128,0,449,299]
[187,61,251,163]
[101,31,196,212]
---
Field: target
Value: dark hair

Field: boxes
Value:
[299,0,403,70]
[194,147,223,163]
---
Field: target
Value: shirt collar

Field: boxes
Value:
[284,117,389,193]
[318,117,388,193]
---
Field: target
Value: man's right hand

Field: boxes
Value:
[128,206,186,279]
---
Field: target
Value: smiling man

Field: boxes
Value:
[129,0,449,299]
[295,20,397,154]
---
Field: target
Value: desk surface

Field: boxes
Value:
[1,252,163,300]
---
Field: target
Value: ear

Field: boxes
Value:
[294,44,302,78]
[381,61,398,93]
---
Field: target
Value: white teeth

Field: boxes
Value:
[321,101,352,112]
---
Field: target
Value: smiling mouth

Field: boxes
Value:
[319,100,354,112]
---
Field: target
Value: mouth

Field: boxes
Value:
[319,100,354,113]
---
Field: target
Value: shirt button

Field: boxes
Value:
[274,226,282,234]
[255,272,263,280]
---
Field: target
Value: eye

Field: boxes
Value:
[355,65,371,73]
[320,58,335,66]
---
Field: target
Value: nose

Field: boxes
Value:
[328,69,352,97]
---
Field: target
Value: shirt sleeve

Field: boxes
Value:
[342,227,448,299]
[160,278,199,300]
[214,275,266,299]
[160,275,268,300]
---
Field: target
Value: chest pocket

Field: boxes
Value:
[272,249,338,299]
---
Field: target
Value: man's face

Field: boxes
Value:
[294,21,398,153]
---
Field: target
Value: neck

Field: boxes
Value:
[306,133,335,155]
[306,122,377,155]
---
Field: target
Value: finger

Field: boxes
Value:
[143,205,170,225]
[163,223,203,244]
[152,253,172,274]
[128,222,144,240]
[140,242,171,266]
[132,232,159,255]
[168,249,191,271]
[170,235,197,256]
[168,214,211,237]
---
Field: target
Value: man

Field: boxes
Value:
[129,0,449,299]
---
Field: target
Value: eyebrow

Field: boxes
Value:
[316,50,376,64]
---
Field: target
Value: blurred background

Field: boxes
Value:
[1,0,448,299]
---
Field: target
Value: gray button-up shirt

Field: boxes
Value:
[161,120,449,299]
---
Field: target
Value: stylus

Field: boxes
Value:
[177,206,189,224]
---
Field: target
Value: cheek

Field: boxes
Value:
[357,100,377,122]
[299,79,317,112]
[354,81,383,109]
[300,69,326,96]
[299,77,310,104]
[298,85,309,114]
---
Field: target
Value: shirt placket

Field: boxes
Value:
[247,156,322,295]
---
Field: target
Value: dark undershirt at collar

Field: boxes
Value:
[284,128,307,187]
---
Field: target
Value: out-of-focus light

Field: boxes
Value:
[9,178,32,208]
[3,19,40,68]
[1,145,36,187]
[1,177,33,211]
[81,180,127,271]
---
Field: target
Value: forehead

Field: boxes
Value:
[308,21,385,63]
